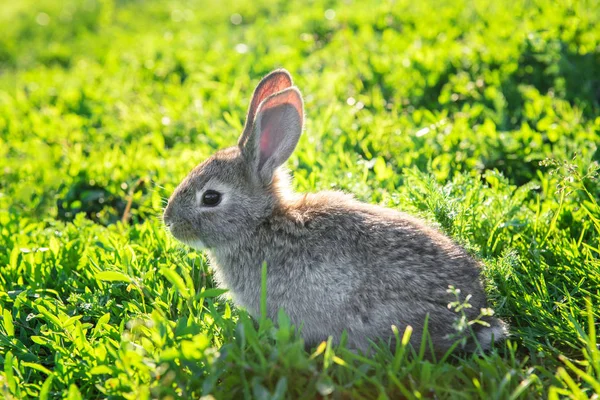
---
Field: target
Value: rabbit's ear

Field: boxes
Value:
[242,87,304,183]
[238,69,293,148]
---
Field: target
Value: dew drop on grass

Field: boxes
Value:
[316,375,334,396]
[324,9,336,20]
[415,127,430,137]
[235,43,249,54]
[36,13,50,26]
[230,13,242,25]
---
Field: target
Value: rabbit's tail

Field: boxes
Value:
[474,317,508,351]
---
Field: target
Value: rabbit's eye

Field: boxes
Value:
[202,190,222,206]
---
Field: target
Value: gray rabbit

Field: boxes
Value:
[163,69,507,353]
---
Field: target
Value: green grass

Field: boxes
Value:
[1,0,600,398]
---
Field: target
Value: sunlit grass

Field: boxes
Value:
[1,0,599,398]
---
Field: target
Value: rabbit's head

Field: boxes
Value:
[163,70,304,249]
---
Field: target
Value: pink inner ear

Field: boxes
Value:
[256,89,303,170]
[258,112,283,168]
[260,126,273,156]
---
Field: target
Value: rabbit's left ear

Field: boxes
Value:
[242,87,304,184]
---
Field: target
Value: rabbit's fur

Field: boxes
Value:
[164,69,507,353]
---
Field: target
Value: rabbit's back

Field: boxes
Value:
[210,191,496,351]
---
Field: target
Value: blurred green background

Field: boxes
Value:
[2,0,598,225]
[1,0,599,398]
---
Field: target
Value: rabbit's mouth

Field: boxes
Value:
[166,221,207,250]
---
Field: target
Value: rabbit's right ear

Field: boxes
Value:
[238,69,293,148]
